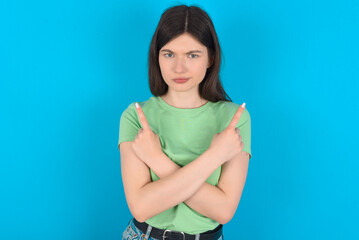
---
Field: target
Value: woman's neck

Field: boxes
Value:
[160,93,208,109]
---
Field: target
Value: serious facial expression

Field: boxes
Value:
[158,33,212,93]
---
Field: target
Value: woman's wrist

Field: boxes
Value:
[206,147,226,166]
[150,151,181,178]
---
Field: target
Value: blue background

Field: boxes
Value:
[1,0,358,239]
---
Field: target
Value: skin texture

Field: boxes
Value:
[119,32,249,224]
[158,32,213,109]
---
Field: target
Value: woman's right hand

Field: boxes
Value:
[208,103,246,165]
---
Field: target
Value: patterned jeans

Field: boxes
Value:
[122,218,224,240]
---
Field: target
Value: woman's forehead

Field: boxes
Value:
[161,34,206,52]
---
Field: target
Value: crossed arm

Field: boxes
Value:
[146,150,250,225]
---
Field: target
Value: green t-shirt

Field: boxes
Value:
[118,95,252,234]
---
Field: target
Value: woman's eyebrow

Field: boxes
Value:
[160,49,202,54]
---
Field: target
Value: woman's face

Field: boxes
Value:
[158,33,212,94]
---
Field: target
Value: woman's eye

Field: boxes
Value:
[164,53,173,58]
[189,54,198,58]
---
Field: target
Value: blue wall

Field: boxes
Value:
[1,0,358,239]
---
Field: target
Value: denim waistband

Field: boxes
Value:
[131,217,223,240]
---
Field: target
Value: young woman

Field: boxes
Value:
[118,4,251,240]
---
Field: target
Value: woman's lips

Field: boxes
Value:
[173,78,189,83]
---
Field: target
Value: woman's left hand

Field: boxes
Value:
[132,102,163,166]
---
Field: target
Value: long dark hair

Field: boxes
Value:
[148,4,232,103]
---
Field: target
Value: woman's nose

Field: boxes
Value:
[173,57,187,73]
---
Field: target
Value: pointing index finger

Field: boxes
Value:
[135,102,151,131]
[226,103,246,130]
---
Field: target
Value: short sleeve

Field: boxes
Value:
[235,108,252,159]
[118,103,141,145]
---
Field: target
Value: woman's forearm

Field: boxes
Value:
[135,148,221,223]
[148,152,228,224]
